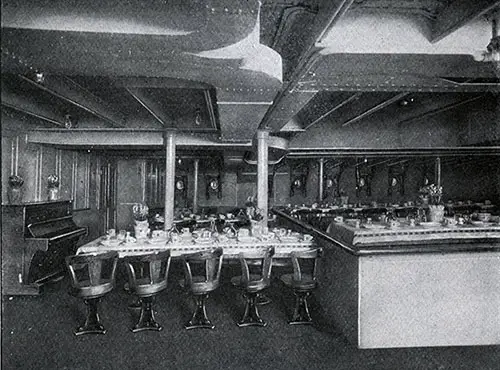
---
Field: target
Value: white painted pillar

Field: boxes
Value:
[164,130,176,230]
[318,158,324,203]
[193,158,199,214]
[256,130,269,225]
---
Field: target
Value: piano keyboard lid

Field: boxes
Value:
[27,216,85,239]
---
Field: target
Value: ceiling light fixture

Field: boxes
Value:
[35,72,45,84]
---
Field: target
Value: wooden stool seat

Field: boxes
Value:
[123,250,171,333]
[181,248,223,330]
[233,247,275,327]
[66,251,119,336]
[280,248,322,325]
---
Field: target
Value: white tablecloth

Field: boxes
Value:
[77,237,315,258]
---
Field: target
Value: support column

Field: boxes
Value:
[318,158,324,203]
[256,130,269,225]
[193,159,199,214]
[435,157,441,188]
[164,131,176,231]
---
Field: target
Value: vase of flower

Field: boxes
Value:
[47,175,60,201]
[132,203,150,239]
[419,184,444,222]
[8,174,24,204]
[428,204,445,222]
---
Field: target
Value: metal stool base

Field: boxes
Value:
[238,292,267,327]
[74,298,107,336]
[185,294,215,330]
[131,297,163,332]
[288,290,313,325]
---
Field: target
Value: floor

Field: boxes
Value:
[2,263,499,370]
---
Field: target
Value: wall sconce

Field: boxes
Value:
[64,114,77,129]
[195,109,202,125]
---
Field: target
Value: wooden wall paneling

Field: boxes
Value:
[59,150,73,201]
[1,136,13,203]
[41,146,58,202]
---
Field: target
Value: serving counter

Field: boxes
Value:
[273,209,500,349]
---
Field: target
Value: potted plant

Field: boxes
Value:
[8,174,24,203]
[419,184,444,222]
[244,197,265,237]
[132,203,150,239]
[47,175,60,201]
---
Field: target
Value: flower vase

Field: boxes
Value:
[8,187,23,204]
[134,220,150,239]
[428,205,445,223]
[48,187,59,201]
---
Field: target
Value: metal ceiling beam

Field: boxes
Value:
[397,94,486,126]
[304,92,362,130]
[1,101,65,127]
[260,0,356,132]
[342,92,409,127]
[1,85,65,127]
[431,0,500,43]
[286,147,500,158]
[17,75,125,127]
[25,129,252,148]
[125,87,167,127]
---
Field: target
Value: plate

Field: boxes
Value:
[148,238,168,244]
[238,236,258,243]
[419,222,442,228]
[470,221,497,227]
[279,236,300,243]
[194,238,214,244]
[100,239,122,247]
[362,224,385,230]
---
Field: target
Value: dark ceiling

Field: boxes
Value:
[1,0,499,157]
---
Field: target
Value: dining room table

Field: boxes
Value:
[76,230,316,259]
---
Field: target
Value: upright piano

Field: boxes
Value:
[2,200,87,295]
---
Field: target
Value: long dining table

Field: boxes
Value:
[76,234,316,259]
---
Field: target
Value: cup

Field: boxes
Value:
[106,228,116,237]
[390,220,399,228]
[445,217,458,226]
[458,217,465,225]
[117,230,127,240]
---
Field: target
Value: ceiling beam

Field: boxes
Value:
[259,0,355,132]
[1,101,65,127]
[397,94,486,126]
[342,92,409,127]
[26,129,252,148]
[304,92,362,130]
[1,85,65,127]
[286,147,500,158]
[17,75,125,127]
[125,87,167,127]
[431,0,500,43]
